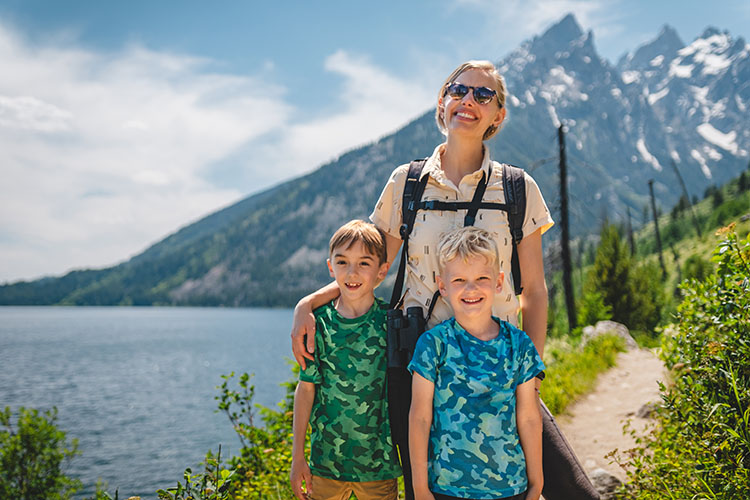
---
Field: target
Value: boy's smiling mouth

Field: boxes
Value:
[344,282,362,290]
[461,297,483,304]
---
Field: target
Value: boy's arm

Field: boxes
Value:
[516,379,543,500]
[290,381,315,500]
[409,373,436,500]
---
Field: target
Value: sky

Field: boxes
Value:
[1,0,748,284]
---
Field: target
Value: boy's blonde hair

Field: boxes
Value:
[329,220,387,265]
[436,227,499,273]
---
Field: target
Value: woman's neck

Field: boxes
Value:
[441,136,485,186]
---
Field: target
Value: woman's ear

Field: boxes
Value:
[493,106,506,128]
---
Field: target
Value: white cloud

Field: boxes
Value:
[0,22,436,283]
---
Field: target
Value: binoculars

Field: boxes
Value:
[386,306,425,369]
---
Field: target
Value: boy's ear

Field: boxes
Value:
[377,262,390,281]
[327,258,334,278]
[436,275,446,296]
[496,271,504,293]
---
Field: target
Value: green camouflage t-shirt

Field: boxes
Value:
[300,298,401,481]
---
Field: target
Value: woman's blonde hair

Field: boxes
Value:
[435,60,507,140]
[436,227,499,274]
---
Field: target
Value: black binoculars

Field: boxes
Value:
[386,306,425,369]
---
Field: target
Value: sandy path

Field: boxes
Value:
[555,348,668,482]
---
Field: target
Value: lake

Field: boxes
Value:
[0,306,294,499]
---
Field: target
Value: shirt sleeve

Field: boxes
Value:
[299,319,324,385]
[369,165,409,239]
[407,330,440,383]
[512,326,546,387]
[522,172,555,238]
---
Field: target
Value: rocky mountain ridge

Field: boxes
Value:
[2,14,748,306]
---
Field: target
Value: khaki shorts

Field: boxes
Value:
[309,475,398,500]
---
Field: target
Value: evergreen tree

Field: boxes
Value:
[585,224,633,326]
[583,223,665,334]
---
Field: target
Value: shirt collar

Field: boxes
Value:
[421,143,492,184]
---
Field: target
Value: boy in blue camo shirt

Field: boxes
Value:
[408,227,545,500]
[290,220,402,500]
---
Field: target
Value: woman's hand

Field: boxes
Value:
[291,299,316,370]
[289,457,313,500]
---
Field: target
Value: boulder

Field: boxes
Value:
[590,468,622,499]
[582,320,637,350]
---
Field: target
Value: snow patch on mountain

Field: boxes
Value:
[637,138,663,171]
[697,123,739,154]
[691,149,713,179]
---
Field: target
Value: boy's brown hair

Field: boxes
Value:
[329,220,388,265]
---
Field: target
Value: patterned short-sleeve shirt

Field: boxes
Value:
[370,143,554,328]
[408,317,545,499]
[299,298,402,482]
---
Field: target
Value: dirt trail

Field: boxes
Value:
[555,348,668,482]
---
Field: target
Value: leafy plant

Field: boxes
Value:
[0,406,82,500]
[215,371,297,500]
[614,225,750,499]
[157,447,234,500]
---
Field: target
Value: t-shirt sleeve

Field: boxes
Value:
[369,165,409,239]
[522,172,555,238]
[407,330,440,383]
[513,326,546,387]
[299,319,324,385]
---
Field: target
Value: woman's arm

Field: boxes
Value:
[409,373,436,500]
[517,228,548,359]
[516,379,543,500]
[291,281,340,368]
[290,231,403,369]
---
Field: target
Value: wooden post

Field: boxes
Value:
[648,179,667,278]
[558,125,577,331]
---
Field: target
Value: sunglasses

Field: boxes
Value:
[444,82,501,106]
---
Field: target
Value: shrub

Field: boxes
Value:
[614,225,750,499]
[0,406,82,500]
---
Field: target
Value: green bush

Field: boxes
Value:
[0,406,82,500]
[615,225,750,499]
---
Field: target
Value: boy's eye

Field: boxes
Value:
[360,261,370,267]
[336,260,346,265]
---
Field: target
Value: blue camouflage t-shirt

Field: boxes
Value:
[408,317,545,500]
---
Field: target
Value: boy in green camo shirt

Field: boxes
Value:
[290,220,402,500]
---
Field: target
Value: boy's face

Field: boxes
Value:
[327,240,389,304]
[436,255,503,322]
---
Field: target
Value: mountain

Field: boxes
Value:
[2,14,749,306]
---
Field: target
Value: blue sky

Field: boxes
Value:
[0,0,748,283]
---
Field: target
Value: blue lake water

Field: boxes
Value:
[0,306,294,499]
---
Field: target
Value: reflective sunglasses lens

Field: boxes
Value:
[446,83,469,99]
[473,87,496,104]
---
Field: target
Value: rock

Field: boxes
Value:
[590,468,622,499]
[636,402,657,418]
[582,320,638,350]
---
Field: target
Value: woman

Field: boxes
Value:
[291,61,599,500]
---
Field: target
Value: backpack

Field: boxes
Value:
[388,158,527,315]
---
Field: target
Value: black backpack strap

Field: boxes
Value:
[464,170,488,227]
[502,164,527,295]
[389,159,429,309]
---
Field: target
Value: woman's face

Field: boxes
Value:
[439,69,505,141]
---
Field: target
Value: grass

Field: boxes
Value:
[542,334,626,415]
